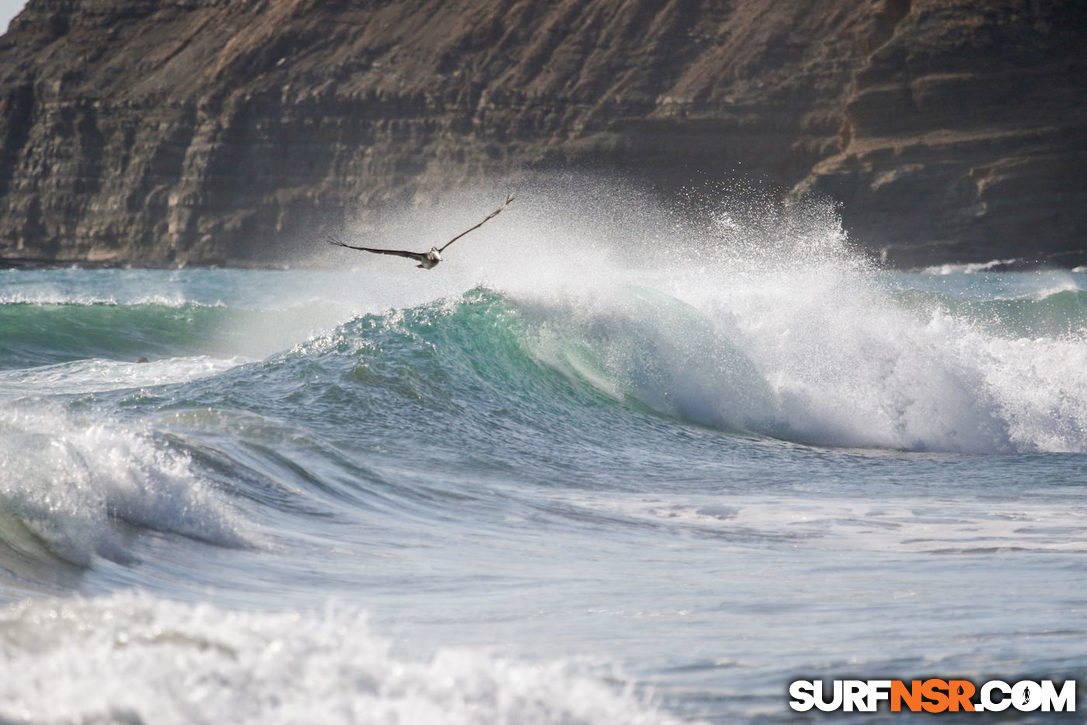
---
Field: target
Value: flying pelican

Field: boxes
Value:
[327,194,514,269]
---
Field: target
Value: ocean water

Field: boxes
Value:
[1,191,1086,723]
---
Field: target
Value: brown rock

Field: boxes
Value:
[0,0,1083,267]
[795,0,1087,267]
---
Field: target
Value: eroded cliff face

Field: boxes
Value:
[0,0,1083,266]
[795,0,1087,267]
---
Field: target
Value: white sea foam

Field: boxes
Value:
[0,355,247,396]
[0,592,680,725]
[683,259,1087,452]
[921,258,1022,275]
[575,493,1087,556]
[0,291,201,306]
[0,401,248,566]
[1022,279,1083,301]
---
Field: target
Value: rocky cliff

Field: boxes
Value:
[0,0,1083,267]
[795,0,1087,267]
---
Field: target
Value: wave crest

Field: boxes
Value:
[0,401,249,571]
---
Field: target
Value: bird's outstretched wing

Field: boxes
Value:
[437,193,515,253]
[326,236,428,264]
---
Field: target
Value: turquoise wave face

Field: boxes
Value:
[173,288,636,490]
[0,297,358,369]
[0,302,232,368]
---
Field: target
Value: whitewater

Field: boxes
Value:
[1,186,1086,722]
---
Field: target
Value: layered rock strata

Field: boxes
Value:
[795,0,1087,267]
[0,0,1082,267]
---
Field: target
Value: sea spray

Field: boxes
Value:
[411,184,1087,453]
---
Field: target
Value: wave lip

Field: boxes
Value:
[0,401,250,570]
[0,592,681,725]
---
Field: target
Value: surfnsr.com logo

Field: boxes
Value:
[789,679,1077,713]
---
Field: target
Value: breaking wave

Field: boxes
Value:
[0,592,677,725]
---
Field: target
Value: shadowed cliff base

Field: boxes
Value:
[0,0,1084,269]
